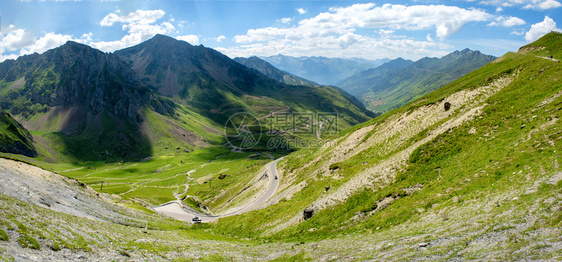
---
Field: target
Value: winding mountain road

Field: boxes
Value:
[152,157,283,223]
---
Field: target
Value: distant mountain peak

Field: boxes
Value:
[142,34,194,48]
[149,34,176,42]
[61,40,88,47]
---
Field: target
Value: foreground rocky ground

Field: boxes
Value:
[1,158,561,261]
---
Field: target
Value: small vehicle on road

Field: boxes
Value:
[274,176,278,180]
[192,216,202,224]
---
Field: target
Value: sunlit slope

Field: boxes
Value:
[212,33,562,256]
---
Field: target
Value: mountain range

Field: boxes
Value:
[234,56,319,87]
[212,33,562,256]
[261,54,389,85]
[0,35,374,161]
[339,49,496,113]
[0,30,561,260]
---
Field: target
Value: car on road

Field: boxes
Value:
[192,216,202,224]
[274,176,278,180]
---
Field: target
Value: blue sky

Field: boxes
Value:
[0,0,561,62]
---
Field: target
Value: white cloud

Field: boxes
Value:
[426,34,434,41]
[523,0,562,9]
[301,4,491,40]
[480,0,561,10]
[337,32,359,49]
[19,33,74,55]
[176,35,200,45]
[234,3,492,50]
[218,34,451,61]
[177,20,192,29]
[216,35,227,43]
[100,9,166,26]
[496,7,503,12]
[224,3,493,60]
[278,17,292,24]
[378,29,395,38]
[0,29,35,51]
[511,29,526,36]
[488,16,526,27]
[525,16,560,42]
[91,9,175,52]
[0,29,92,62]
[297,8,307,15]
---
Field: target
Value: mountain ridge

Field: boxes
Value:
[234,56,319,87]
[116,34,375,125]
[262,54,389,85]
[338,48,496,113]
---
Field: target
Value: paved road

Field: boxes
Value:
[152,157,283,223]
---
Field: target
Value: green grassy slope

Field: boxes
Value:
[116,35,374,128]
[0,111,36,157]
[209,33,562,256]
[340,49,495,114]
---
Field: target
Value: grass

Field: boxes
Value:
[0,33,561,260]
[0,228,8,241]
[17,235,40,250]
[205,33,562,244]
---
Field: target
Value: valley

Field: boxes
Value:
[0,22,561,262]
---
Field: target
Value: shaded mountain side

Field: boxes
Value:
[262,54,389,85]
[116,35,374,126]
[0,41,150,120]
[339,49,496,113]
[233,56,368,113]
[0,41,159,162]
[234,56,319,87]
[0,111,37,157]
[212,32,562,251]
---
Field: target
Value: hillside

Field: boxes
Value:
[1,33,560,261]
[262,54,388,85]
[234,56,319,87]
[116,35,374,126]
[0,111,36,157]
[339,49,496,113]
[1,32,561,260]
[210,33,562,259]
[337,57,414,97]
[0,41,160,162]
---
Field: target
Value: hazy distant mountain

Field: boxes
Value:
[337,57,414,97]
[234,56,319,87]
[261,54,389,85]
[339,49,496,113]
